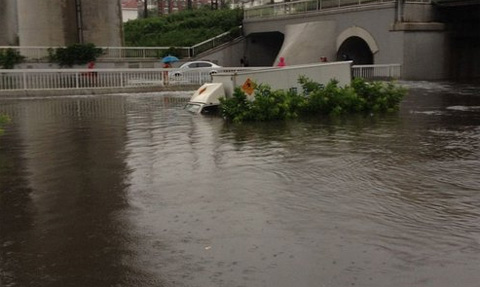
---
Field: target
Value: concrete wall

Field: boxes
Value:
[276,21,336,65]
[402,3,439,22]
[242,3,450,80]
[244,5,403,66]
[402,30,449,80]
[0,0,18,45]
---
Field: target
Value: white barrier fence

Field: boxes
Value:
[0,64,401,92]
[352,64,401,80]
[0,67,259,91]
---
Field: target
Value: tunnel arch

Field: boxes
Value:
[336,27,378,64]
[336,36,373,64]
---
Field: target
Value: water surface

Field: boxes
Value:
[1,83,479,287]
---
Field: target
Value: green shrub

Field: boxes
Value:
[220,77,407,122]
[350,78,406,113]
[124,7,243,47]
[220,84,306,123]
[0,48,25,69]
[48,43,103,67]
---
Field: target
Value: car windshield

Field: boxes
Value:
[184,103,202,113]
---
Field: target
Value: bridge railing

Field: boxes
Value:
[244,0,396,19]
[352,64,401,80]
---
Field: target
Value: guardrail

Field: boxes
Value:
[244,0,396,19]
[352,64,401,80]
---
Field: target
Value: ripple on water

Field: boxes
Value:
[2,86,480,287]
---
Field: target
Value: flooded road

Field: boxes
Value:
[1,82,479,287]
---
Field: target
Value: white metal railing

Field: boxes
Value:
[0,46,191,62]
[0,26,243,62]
[244,0,396,19]
[0,64,401,92]
[101,46,191,59]
[190,27,242,57]
[352,64,401,79]
[0,67,262,91]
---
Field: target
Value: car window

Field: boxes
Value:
[181,62,217,69]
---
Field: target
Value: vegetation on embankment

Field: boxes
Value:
[48,43,103,67]
[220,77,407,123]
[0,48,25,69]
[124,7,243,47]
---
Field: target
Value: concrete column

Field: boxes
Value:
[80,0,124,47]
[17,0,78,46]
[0,0,18,45]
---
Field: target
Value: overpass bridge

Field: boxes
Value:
[241,0,480,80]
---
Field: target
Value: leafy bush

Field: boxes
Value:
[220,84,306,123]
[0,48,25,69]
[48,43,103,67]
[220,77,407,122]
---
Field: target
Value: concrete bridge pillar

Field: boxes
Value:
[0,0,18,45]
[80,0,124,47]
[17,0,77,46]
[15,0,123,47]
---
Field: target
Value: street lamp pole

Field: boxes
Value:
[144,0,148,18]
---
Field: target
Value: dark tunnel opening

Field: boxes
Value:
[336,36,373,65]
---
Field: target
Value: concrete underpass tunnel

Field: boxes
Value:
[245,32,284,67]
[336,36,373,65]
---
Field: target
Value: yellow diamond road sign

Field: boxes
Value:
[241,78,254,95]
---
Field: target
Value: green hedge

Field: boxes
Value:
[48,43,103,67]
[124,7,243,47]
[0,48,25,69]
[220,77,407,123]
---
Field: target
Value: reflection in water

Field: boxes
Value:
[1,85,480,287]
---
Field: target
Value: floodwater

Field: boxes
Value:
[0,82,479,287]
